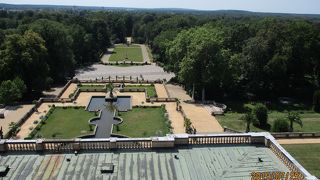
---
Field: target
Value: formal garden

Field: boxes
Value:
[27,106,96,139]
[109,44,143,62]
[124,84,157,97]
[25,104,171,139]
[113,106,171,137]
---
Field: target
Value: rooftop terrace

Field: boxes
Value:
[1,145,287,179]
[0,133,317,179]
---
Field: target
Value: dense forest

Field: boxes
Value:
[0,10,319,104]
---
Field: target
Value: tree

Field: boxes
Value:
[253,103,268,127]
[30,19,75,82]
[240,111,255,132]
[0,78,26,104]
[313,90,320,112]
[0,31,48,93]
[287,112,302,132]
[272,118,289,132]
[8,122,20,137]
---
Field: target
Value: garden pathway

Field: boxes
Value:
[154,84,168,98]
[0,105,34,136]
[100,48,114,63]
[181,102,224,133]
[166,84,192,101]
[166,84,223,133]
[139,44,151,63]
[277,138,320,144]
[60,83,77,99]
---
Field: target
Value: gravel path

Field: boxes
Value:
[277,138,320,144]
[154,84,168,98]
[100,48,114,63]
[74,63,175,81]
[139,44,150,63]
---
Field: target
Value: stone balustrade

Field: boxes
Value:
[0,133,317,179]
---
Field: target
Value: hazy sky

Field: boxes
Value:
[2,0,320,14]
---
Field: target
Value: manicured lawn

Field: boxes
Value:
[125,85,157,97]
[282,144,320,178]
[35,107,95,139]
[113,107,170,137]
[109,45,143,62]
[116,44,140,48]
[216,101,320,132]
[217,110,320,132]
[78,84,105,90]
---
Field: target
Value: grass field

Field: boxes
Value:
[36,107,95,138]
[216,101,320,132]
[78,84,105,90]
[283,144,320,178]
[113,107,170,137]
[217,110,320,132]
[109,45,143,62]
[125,85,157,97]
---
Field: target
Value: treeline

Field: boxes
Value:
[0,10,319,104]
[0,10,136,103]
[141,17,320,102]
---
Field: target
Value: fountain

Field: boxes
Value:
[84,83,132,138]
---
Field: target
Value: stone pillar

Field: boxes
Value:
[36,139,44,151]
[0,140,7,152]
[110,138,117,149]
[152,136,175,148]
[173,134,189,145]
[73,138,81,151]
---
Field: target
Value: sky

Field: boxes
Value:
[2,0,320,14]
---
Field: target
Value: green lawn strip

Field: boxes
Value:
[35,107,95,139]
[115,44,140,48]
[217,110,320,132]
[282,144,320,178]
[125,85,157,97]
[113,107,170,137]
[109,46,143,62]
[78,84,105,90]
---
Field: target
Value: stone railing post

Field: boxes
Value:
[173,134,189,145]
[0,140,7,152]
[152,135,174,148]
[36,139,44,151]
[250,133,265,145]
[73,138,81,151]
[110,138,117,149]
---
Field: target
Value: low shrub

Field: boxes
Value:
[272,118,289,132]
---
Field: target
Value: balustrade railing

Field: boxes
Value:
[0,133,316,179]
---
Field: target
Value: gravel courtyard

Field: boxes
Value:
[74,63,175,81]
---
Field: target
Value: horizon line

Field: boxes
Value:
[1,2,320,15]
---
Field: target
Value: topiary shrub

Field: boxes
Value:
[272,118,289,132]
[184,118,193,134]
[313,90,320,112]
[253,103,268,127]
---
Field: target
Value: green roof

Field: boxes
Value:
[0,144,288,179]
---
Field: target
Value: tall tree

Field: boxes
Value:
[30,19,75,82]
